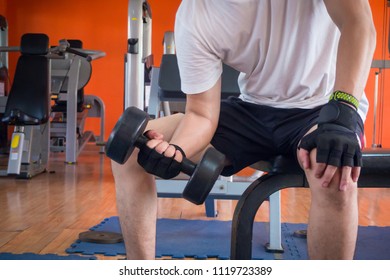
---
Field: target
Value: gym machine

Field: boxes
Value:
[0,35,106,177]
[49,39,106,163]
[0,33,51,178]
[147,31,184,117]
[124,0,152,110]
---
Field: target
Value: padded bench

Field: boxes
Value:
[230,148,390,259]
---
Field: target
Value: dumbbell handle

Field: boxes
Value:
[136,134,197,176]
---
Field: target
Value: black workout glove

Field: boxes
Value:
[298,101,364,167]
[137,140,186,179]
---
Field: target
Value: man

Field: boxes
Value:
[112,0,376,259]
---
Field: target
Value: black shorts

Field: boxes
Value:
[210,97,322,176]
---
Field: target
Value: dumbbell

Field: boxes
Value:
[106,106,226,205]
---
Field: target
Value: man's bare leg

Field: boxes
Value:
[299,148,358,259]
[111,113,184,259]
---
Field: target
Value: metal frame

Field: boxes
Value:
[370,59,390,148]
[125,0,152,110]
[50,49,106,163]
[51,55,81,163]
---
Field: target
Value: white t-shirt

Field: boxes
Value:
[175,0,369,120]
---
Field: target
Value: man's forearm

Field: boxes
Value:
[334,19,376,100]
[169,78,222,158]
[324,0,376,101]
[169,111,218,158]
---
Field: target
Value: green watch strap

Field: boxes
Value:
[329,90,359,110]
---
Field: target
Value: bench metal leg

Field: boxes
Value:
[230,172,306,260]
[266,191,284,252]
[205,197,217,217]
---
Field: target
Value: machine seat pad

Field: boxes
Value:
[2,55,50,125]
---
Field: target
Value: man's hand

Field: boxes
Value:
[137,130,185,179]
[298,101,363,191]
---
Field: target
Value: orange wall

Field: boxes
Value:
[3,0,390,148]
[0,0,6,15]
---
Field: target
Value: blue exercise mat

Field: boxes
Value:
[0,252,96,260]
[66,217,390,260]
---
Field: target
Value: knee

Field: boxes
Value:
[310,172,357,211]
[111,153,157,199]
[111,151,146,183]
[300,148,358,211]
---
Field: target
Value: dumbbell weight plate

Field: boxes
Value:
[79,231,123,244]
[106,107,149,164]
[182,148,226,205]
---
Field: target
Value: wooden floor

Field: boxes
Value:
[0,144,389,260]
